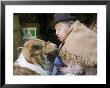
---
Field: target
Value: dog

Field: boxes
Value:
[13,39,57,75]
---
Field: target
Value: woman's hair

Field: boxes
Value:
[61,21,74,32]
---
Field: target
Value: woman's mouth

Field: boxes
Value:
[58,37,61,40]
[58,37,60,39]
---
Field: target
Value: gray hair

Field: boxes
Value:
[61,21,74,32]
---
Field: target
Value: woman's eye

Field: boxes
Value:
[57,29,60,31]
[56,29,60,32]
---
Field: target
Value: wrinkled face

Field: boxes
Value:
[55,22,69,42]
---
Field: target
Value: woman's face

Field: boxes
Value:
[55,22,69,42]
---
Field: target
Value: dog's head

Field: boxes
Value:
[22,39,57,67]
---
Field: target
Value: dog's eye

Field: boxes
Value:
[32,45,42,50]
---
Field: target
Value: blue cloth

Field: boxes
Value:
[52,66,58,75]
[51,56,63,75]
[53,56,63,66]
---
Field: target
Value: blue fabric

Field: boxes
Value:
[51,56,63,75]
[52,66,58,75]
[53,56,63,65]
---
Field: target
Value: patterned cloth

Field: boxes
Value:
[51,56,64,75]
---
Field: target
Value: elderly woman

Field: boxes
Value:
[51,13,97,75]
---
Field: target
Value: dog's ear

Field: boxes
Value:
[17,47,23,57]
[17,47,23,50]
[32,45,42,50]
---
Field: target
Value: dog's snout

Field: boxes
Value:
[54,44,57,48]
[51,43,57,50]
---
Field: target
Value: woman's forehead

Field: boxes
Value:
[55,22,68,30]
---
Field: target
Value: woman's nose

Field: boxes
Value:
[56,31,59,36]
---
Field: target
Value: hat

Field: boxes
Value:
[50,13,76,28]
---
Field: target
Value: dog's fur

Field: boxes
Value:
[13,39,57,75]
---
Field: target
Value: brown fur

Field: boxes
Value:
[14,39,57,75]
[13,64,39,75]
[23,39,56,65]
